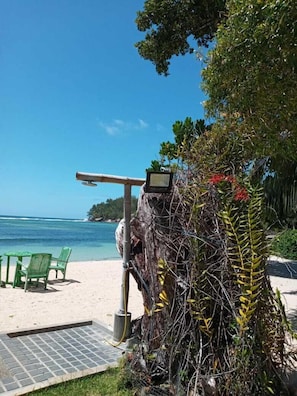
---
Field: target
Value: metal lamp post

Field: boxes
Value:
[76,171,145,341]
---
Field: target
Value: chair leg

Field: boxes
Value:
[13,271,18,288]
[14,273,23,288]
[13,264,21,288]
[24,276,28,292]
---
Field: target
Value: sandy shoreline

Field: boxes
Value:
[1,256,297,335]
[0,260,144,333]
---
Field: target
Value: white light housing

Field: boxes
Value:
[82,181,97,187]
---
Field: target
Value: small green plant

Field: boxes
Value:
[30,367,134,395]
[271,229,297,260]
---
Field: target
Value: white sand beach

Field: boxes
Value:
[0,260,144,333]
[1,256,297,335]
[1,257,297,393]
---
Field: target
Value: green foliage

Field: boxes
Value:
[190,176,289,394]
[135,0,226,75]
[262,159,297,228]
[147,117,209,171]
[194,0,297,229]
[87,197,138,221]
[137,0,297,230]
[271,229,297,260]
[219,184,267,335]
[30,367,134,395]
[172,118,209,161]
[185,121,247,178]
[154,258,170,313]
[147,159,162,171]
[202,0,297,161]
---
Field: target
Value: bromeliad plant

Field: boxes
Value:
[209,173,266,335]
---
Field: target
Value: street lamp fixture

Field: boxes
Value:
[82,181,97,187]
[145,171,174,193]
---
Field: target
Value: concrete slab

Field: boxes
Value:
[0,320,125,395]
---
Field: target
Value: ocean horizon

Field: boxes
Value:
[0,215,121,262]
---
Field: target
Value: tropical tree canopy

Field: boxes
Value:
[202,0,297,161]
[135,0,226,75]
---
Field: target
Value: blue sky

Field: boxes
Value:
[1,0,206,219]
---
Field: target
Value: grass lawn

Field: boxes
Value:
[29,367,134,396]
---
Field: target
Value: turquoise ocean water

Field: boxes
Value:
[0,215,121,262]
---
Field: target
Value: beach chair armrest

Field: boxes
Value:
[16,260,28,269]
[51,258,67,263]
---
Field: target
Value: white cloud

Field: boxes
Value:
[98,118,149,136]
[114,119,125,126]
[138,119,148,129]
[105,125,119,135]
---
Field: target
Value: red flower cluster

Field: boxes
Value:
[209,174,236,184]
[234,186,249,202]
[209,173,250,202]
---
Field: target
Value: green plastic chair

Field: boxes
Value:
[49,247,72,281]
[13,253,52,292]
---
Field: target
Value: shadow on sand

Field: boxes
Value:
[268,258,297,333]
[267,258,297,279]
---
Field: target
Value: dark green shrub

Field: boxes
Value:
[271,230,297,260]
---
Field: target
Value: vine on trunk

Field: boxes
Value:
[120,172,296,395]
